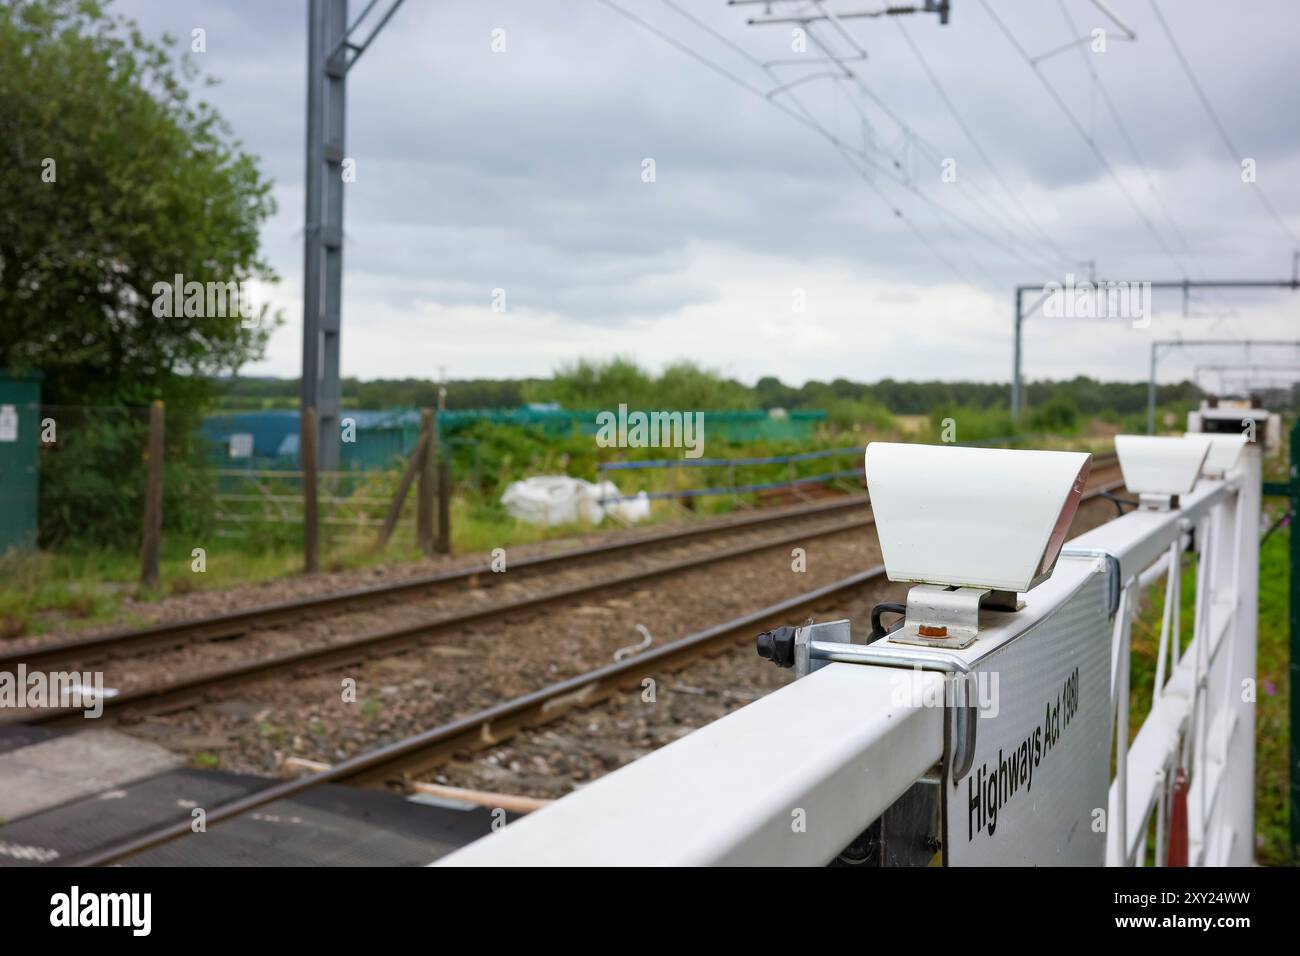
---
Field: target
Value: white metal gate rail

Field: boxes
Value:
[1070,441,1260,866]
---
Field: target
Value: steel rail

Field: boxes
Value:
[12,512,882,726]
[2,493,873,673]
[9,471,1123,727]
[7,454,1119,674]
[63,564,896,867]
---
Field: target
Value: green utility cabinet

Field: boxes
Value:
[0,371,40,554]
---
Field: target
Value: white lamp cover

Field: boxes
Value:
[1115,435,1210,496]
[865,443,1092,592]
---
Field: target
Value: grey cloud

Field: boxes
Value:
[107,0,1300,381]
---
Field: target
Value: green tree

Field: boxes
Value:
[525,357,655,409]
[1,0,280,547]
[0,0,279,407]
[525,357,756,412]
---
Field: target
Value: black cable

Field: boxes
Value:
[1101,491,1139,516]
[867,602,907,643]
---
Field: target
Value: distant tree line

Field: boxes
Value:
[754,375,1202,417]
[215,363,1201,417]
[216,376,540,411]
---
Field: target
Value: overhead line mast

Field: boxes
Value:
[302,0,408,471]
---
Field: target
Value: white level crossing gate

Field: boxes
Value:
[1076,439,1261,866]
[440,430,1266,867]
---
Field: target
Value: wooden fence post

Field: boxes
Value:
[139,400,165,590]
[436,456,451,555]
[302,407,319,573]
[416,408,435,556]
[376,430,428,550]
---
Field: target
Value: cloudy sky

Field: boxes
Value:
[115,0,1300,386]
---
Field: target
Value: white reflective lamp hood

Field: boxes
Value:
[1114,435,1210,508]
[1186,432,1247,478]
[1189,401,1282,457]
[864,443,1092,594]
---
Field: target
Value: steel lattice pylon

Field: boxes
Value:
[302,0,408,469]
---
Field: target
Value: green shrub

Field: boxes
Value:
[39,407,215,550]
[1028,396,1080,434]
[524,357,755,411]
[823,397,895,433]
[928,404,1019,444]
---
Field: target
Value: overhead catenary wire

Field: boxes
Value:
[1148,0,1298,248]
[1054,0,1242,328]
[893,16,1078,269]
[804,26,1070,277]
[648,0,1069,278]
[601,0,975,280]
[661,0,1073,278]
[658,0,1002,277]
[789,16,1071,276]
[979,0,1191,278]
[1056,0,1194,261]
[776,9,1069,275]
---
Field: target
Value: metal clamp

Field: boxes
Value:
[1138,492,1180,512]
[893,585,997,649]
[1059,546,1121,617]
[756,620,978,782]
[807,639,979,783]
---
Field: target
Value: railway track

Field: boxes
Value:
[64,565,894,866]
[3,492,873,675]
[62,471,1125,867]
[6,501,882,726]
[4,460,1122,728]
[8,452,1119,676]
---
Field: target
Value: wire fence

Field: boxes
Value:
[596,445,867,503]
[12,404,1120,573]
[212,467,419,547]
[20,404,434,561]
[590,433,1113,504]
[37,405,158,553]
